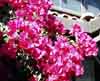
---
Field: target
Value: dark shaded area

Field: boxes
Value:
[87,28,100,38]
[64,30,76,42]
[0,3,14,24]
[0,55,29,81]
[16,51,45,81]
[71,76,76,81]
[95,41,100,81]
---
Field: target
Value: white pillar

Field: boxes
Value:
[81,0,88,15]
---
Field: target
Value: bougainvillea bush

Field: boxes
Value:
[0,0,98,81]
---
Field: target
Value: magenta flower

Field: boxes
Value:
[0,0,98,81]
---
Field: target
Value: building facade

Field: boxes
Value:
[51,0,100,81]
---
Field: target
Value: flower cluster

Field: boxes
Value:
[70,24,98,57]
[0,0,98,81]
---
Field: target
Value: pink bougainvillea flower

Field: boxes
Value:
[0,0,98,81]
